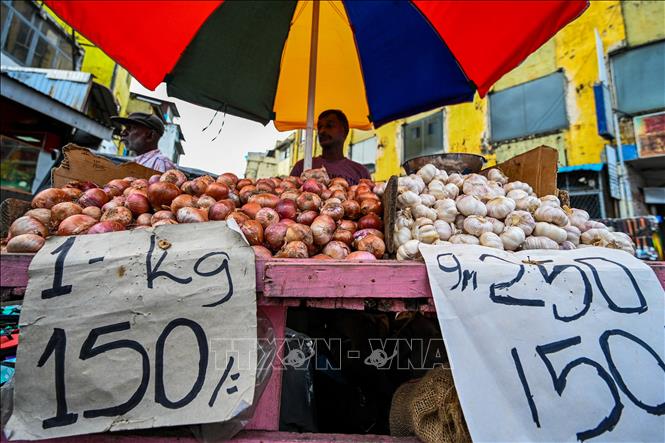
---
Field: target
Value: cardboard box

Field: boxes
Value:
[51,144,159,188]
[482,145,558,197]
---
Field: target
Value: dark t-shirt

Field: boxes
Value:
[290,156,371,186]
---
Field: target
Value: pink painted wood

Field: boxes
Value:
[0,253,31,287]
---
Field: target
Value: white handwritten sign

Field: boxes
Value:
[6,222,257,440]
[420,244,664,442]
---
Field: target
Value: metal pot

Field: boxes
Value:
[402,153,486,175]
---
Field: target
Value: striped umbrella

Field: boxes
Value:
[46,0,588,168]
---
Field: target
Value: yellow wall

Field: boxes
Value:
[622,1,665,46]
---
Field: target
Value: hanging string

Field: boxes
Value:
[211,104,228,142]
[201,108,220,132]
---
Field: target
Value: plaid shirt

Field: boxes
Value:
[134,149,177,173]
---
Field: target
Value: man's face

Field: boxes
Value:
[120,123,154,155]
[317,114,347,149]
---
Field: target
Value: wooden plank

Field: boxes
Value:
[0,253,32,287]
[230,431,420,442]
[263,260,431,298]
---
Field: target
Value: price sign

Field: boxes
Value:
[6,222,257,440]
[420,244,664,442]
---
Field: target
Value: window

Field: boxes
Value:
[0,135,41,194]
[489,71,568,142]
[350,137,377,172]
[1,0,76,69]
[403,112,443,161]
[611,40,665,115]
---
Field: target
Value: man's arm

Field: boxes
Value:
[289,160,304,177]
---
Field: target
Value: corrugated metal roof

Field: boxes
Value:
[1,67,92,111]
[558,163,604,173]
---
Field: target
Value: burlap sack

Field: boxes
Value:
[389,366,471,443]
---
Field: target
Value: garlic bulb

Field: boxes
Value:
[420,193,436,207]
[559,241,577,250]
[395,210,414,229]
[417,164,439,184]
[462,181,492,198]
[487,217,505,235]
[608,232,635,255]
[500,227,526,251]
[412,221,439,244]
[487,168,509,185]
[581,220,607,232]
[505,210,536,236]
[433,199,458,222]
[433,171,449,183]
[533,222,567,244]
[449,234,480,245]
[397,239,422,261]
[454,214,465,230]
[581,228,614,245]
[522,236,559,250]
[463,215,494,237]
[398,176,420,194]
[507,189,529,201]
[394,226,412,247]
[410,174,427,194]
[483,181,506,201]
[540,195,561,207]
[427,179,448,200]
[447,173,464,188]
[433,220,453,241]
[434,240,451,246]
[443,183,460,199]
[486,196,516,219]
[397,191,421,209]
[504,181,533,194]
[563,225,581,245]
[534,205,568,227]
[412,204,437,221]
[515,196,541,213]
[480,232,504,249]
[456,195,487,216]
[565,207,590,228]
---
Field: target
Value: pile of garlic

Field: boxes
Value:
[394,164,635,260]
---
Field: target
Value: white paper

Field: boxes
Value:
[420,244,665,442]
[6,221,257,440]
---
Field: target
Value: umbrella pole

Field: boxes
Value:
[304,0,320,171]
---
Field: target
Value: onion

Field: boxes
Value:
[160,169,187,187]
[330,177,349,189]
[322,241,350,259]
[296,210,319,226]
[321,201,344,221]
[341,200,361,220]
[280,190,300,202]
[252,245,273,259]
[255,207,280,228]
[332,228,354,246]
[227,192,241,207]
[152,219,178,227]
[337,220,357,233]
[356,234,385,259]
[320,189,332,200]
[6,233,45,253]
[170,194,198,214]
[275,241,309,258]
[32,188,70,209]
[104,179,130,196]
[64,180,98,191]
[285,223,313,247]
[151,210,175,225]
[353,229,384,246]
[182,178,209,196]
[24,208,52,227]
[249,193,280,209]
[209,201,235,221]
[240,219,264,245]
[218,172,238,187]
[256,179,275,193]
[132,179,149,189]
[330,190,345,201]
[78,188,109,208]
[280,218,296,226]
[101,206,133,226]
[61,187,82,200]
[82,206,101,220]
[310,215,336,246]
[346,251,377,261]
[241,202,262,219]
[237,179,253,190]
[124,186,148,197]
[177,207,208,223]
[205,182,230,200]
[10,216,48,238]
[102,196,126,212]
[227,211,250,226]
[149,174,161,185]
[358,213,383,230]
[125,193,150,216]
[302,178,322,195]
[196,195,217,210]
[57,214,97,235]
[51,202,83,225]
[359,178,374,188]
[312,254,333,260]
[148,182,181,210]
[136,213,152,226]
[275,199,298,220]
[265,222,289,251]
[360,199,382,216]
[88,221,126,234]
[238,185,258,203]
[296,192,322,211]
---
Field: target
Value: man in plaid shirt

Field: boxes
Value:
[111,112,177,173]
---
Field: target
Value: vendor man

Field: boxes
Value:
[290,109,371,185]
[111,112,176,173]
